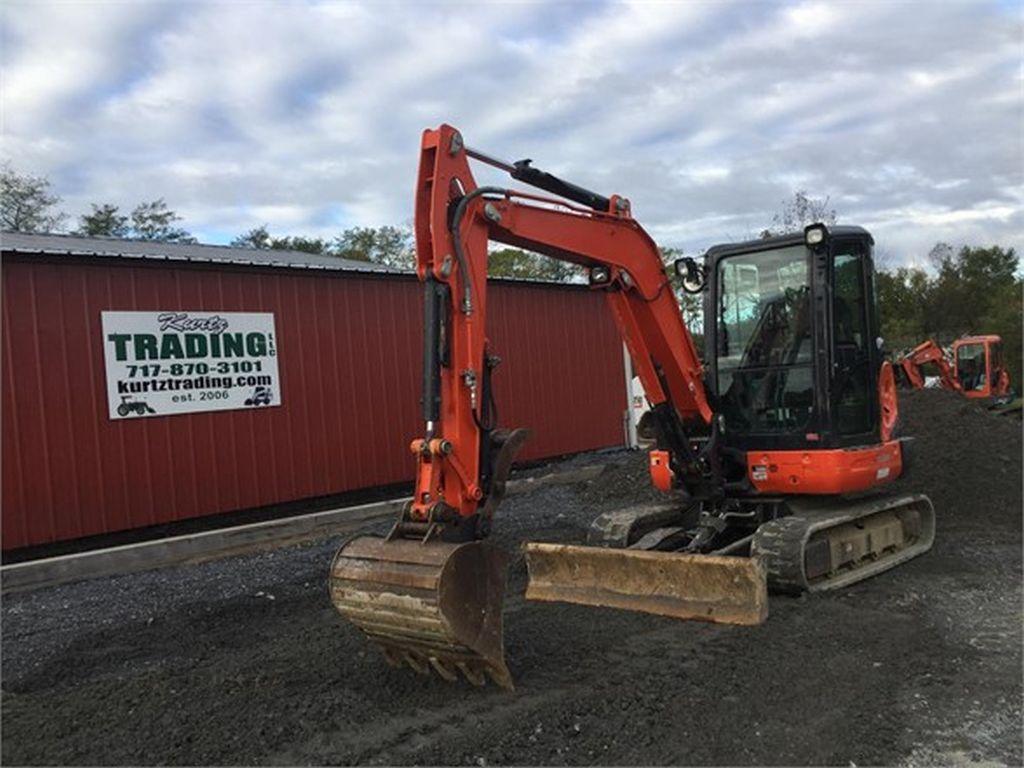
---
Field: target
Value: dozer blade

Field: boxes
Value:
[524,543,768,626]
[330,535,513,689]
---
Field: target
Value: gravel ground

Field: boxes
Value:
[2,390,1021,766]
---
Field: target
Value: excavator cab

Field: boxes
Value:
[953,335,1011,398]
[703,225,887,472]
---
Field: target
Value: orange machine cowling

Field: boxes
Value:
[746,440,903,495]
[648,450,674,493]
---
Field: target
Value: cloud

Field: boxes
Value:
[1,0,1020,265]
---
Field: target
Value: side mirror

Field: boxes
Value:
[673,257,706,294]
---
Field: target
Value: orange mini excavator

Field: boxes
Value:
[896,336,1011,399]
[329,125,935,689]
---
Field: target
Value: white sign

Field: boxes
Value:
[102,311,281,419]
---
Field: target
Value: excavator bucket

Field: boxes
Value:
[329,535,513,689]
[524,543,768,626]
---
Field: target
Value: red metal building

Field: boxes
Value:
[1,232,628,550]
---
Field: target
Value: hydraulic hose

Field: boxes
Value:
[450,186,507,315]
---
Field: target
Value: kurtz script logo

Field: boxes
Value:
[157,312,230,334]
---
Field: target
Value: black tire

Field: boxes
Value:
[117,404,130,417]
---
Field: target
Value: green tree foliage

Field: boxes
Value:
[875,267,930,344]
[229,225,325,253]
[129,199,195,243]
[487,247,577,282]
[0,164,66,232]
[333,225,413,268]
[877,244,1022,387]
[230,225,272,249]
[282,236,327,254]
[76,203,129,237]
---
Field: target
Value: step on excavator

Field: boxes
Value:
[329,125,935,690]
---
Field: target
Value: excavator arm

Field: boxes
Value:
[897,339,961,392]
[409,124,711,535]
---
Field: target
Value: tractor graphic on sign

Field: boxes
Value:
[117,395,156,417]
[245,386,273,406]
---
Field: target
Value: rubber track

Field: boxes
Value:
[751,494,936,596]
[749,515,814,594]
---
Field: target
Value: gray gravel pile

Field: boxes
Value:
[2,389,1021,766]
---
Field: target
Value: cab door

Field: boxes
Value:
[830,239,877,440]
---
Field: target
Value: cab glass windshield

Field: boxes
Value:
[715,244,813,433]
[956,342,986,391]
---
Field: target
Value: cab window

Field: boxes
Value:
[715,244,813,433]
[956,343,986,391]
[832,244,873,435]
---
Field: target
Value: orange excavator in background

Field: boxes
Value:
[896,335,1011,399]
[329,125,935,689]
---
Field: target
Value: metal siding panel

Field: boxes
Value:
[91,266,132,534]
[6,264,57,545]
[2,273,29,547]
[2,258,626,549]
[113,266,159,528]
[488,283,625,461]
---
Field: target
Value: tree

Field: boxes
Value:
[130,199,195,243]
[230,226,326,253]
[762,190,837,237]
[333,225,414,269]
[875,266,930,349]
[927,244,1018,339]
[231,225,272,249]
[486,247,577,282]
[282,236,327,254]
[0,163,66,232]
[76,203,129,237]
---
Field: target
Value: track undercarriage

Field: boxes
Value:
[583,491,936,595]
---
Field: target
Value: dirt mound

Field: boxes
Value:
[896,389,1020,526]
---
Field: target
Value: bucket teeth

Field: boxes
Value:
[457,661,486,687]
[428,657,459,682]
[330,536,514,690]
[402,650,430,675]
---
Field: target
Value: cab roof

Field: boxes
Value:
[954,335,1003,345]
[703,225,873,261]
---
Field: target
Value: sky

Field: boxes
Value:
[2,0,1021,269]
